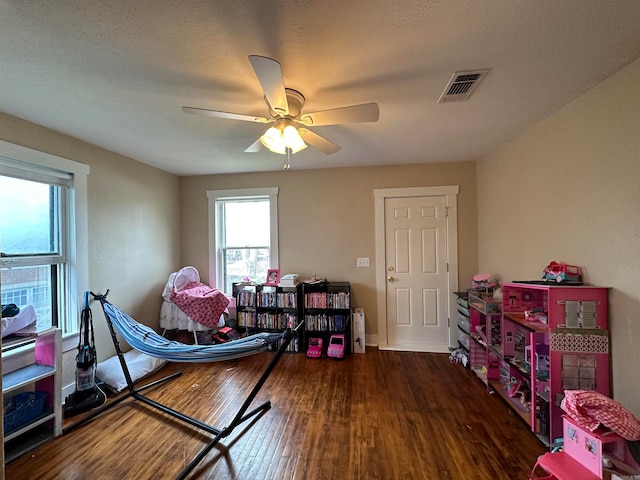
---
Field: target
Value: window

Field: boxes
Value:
[0,176,64,328]
[208,188,279,295]
[0,141,89,341]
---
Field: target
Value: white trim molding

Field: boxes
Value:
[374,185,459,351]
[206,187,279,291]
[0,140,89,352]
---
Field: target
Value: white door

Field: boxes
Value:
[375,187,458,353]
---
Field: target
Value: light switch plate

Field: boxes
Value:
[356,257,370,267]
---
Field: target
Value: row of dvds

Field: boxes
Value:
[277,292,298,308]
[304,292,350,309]
[257,312,298,330]
[256,291,277,307]
[237,311,256,327]
[267,335,300,353]
[236,290,256,307]
[237,291,299,308]
[305,314,348,332]
[237,311,298,329]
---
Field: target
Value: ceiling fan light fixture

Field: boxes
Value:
[183,56,379,158]
[283,125,306,152]
[260,120,307,154]
[261,126,283,152]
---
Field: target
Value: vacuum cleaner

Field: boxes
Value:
[63,292,106,418]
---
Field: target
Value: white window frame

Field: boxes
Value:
[0,140,89,353]
[207,188,279,293]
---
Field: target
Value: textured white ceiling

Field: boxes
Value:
[1,1,640,175]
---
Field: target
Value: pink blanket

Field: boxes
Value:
[562,390,640,441]
[170,281,229,329]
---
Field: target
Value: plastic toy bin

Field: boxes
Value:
[3,391,48,434]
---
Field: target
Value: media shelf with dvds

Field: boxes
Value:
[302,281,351,357]
[232,282,303,353]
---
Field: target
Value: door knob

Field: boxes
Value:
[387,276,394,282]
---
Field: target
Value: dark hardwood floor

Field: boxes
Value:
[5,349,546,479]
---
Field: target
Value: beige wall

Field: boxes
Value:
[0,112,181,389]
[180,162,478,340]
[477,58,640,415]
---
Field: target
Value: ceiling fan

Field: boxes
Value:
[182,55,379,162]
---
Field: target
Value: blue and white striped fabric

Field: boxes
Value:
[102,302,283,362]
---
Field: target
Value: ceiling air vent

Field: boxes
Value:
[437,69,489,103]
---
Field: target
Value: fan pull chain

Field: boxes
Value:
[283,147,291,170]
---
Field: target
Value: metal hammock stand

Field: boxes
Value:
[64,291,299,480]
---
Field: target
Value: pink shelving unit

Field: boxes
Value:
[500,283,610,445]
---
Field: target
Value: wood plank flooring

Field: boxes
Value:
[5,349,546,479]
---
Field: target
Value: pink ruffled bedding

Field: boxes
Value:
[170,281,229,330]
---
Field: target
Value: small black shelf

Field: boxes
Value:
[233,282,303,353]
[302,281,351,356]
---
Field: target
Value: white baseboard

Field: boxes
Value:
[365,334,378,347]
[62,382,76,402]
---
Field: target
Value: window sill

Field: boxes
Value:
[2,332,78,354]
[2,339,35,359]
[62,332,79,353]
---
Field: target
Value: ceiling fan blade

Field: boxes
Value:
[299,102,379,126]
[244,137,263,153]
[248,55,289,116]
[182,106,269,123]
[298,128,341,155]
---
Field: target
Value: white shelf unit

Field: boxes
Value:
[2,328,62,462]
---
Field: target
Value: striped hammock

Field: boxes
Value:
[102,301,284,362]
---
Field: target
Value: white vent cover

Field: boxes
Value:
[437,69,489,103]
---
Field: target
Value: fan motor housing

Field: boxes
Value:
[267,88,305,118]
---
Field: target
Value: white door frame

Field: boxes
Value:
[374,186,459,350]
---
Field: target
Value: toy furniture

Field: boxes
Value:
[530,416,640,480]
[469,283,610,445]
